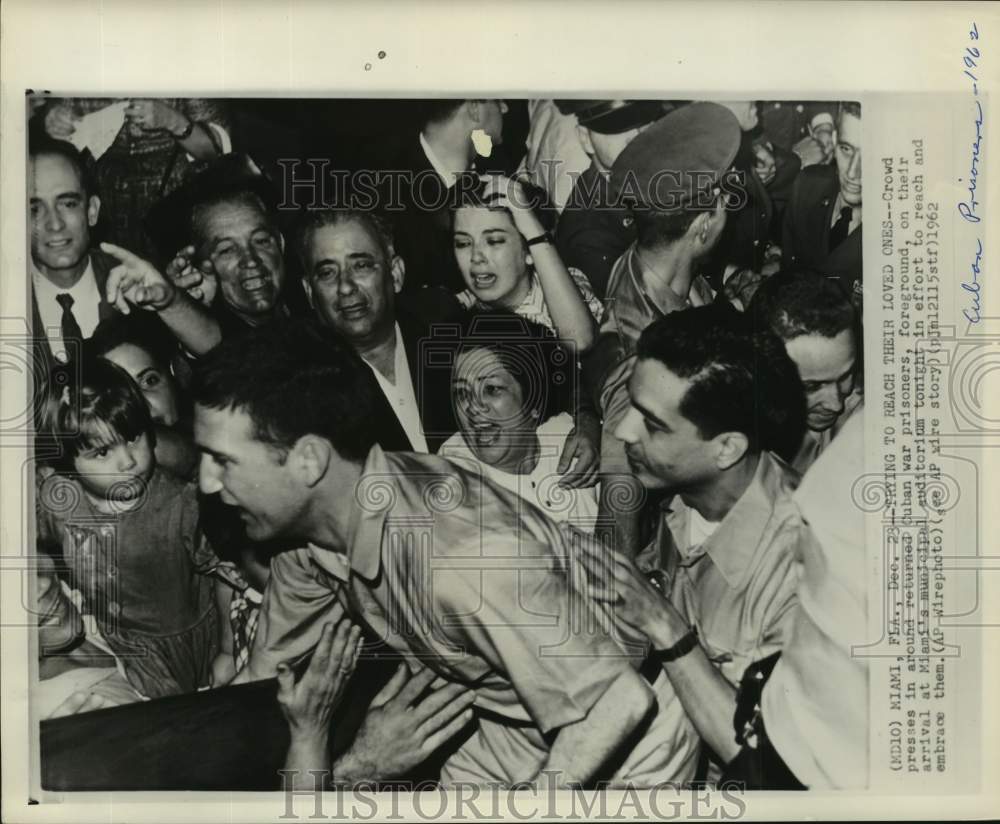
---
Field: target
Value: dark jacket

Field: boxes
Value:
[555,163,635,300]
[388,135,490,296]
[30,250,119,377]
[782,165,863,298]
[366,293,465,455]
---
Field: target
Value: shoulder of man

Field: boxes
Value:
[794,163,839,201]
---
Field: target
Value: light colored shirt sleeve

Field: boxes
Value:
[246,548,347,680]
[435,538,647,735]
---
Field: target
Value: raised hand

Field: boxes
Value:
[276,619,363,743]
[557,410,601,489]
[166,244,218,307]
[480,173,545,237]
[125,99,190,135]
[44,102,78,139]
[561,522,687,649]
[102,242,178,314]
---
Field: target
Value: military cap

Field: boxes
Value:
[609,102,741,212]
[554,99,667,134]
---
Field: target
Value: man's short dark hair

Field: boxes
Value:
[29,136,96,200]
[748,270,856,342]
[293,208,396,276]
[636,303,806,460]
[191,319,378,462]
[837,101,861,126]
[420,99,466,128]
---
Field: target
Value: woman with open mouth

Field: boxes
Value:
[452,175,603,354]
[439,312,599,534]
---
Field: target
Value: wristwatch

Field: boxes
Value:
[525,231,553,247]
[651,626,699,664]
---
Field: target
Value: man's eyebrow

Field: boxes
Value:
[632,399,671,430]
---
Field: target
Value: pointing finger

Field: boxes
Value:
[100,241,142,266]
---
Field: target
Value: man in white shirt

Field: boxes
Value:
[29,138,223,376]
[295,208,462,454]
[29,139,115,366]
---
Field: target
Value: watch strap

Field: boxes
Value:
[652,626,699,663]
[525,231,553,247]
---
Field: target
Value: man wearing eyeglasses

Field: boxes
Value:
[294,208,461,455]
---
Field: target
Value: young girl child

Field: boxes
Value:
[35,357,219,700]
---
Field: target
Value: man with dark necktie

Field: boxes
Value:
[29,137,220,375]
[781,101,862,304]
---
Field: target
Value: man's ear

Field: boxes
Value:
[714,431,750,470]
[390,254,405,294]
[690,198,727,249]
[278,231,286,254]
[291,434,333,488]
[576,124,595,157]
[87,195,101,227]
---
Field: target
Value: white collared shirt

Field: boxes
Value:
[419,131,461,189]
[362,323,429,453]
[32,259,102,362]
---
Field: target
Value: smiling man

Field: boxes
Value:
[192,319,701,788]
[749,270,862,474]
[29,139,117,367]
[782,101,863,303]
[189,186,289,334]
[29,137,221,379]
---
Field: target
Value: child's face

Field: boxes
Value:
[73,432,155,501]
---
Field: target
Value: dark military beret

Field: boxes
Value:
[554,99,668,134]
[609,102,741,212]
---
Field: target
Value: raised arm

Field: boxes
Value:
[484,175,598,351]
[101,242,222,355]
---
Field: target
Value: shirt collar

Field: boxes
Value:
[419,132,460,189]
[32,256,97,301]
[340,443,397,582]
[631,246,694,316]
[360,323,405,380]
[667,452,788,589]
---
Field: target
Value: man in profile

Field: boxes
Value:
[193,320,701,788]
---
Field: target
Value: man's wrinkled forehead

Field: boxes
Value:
[194,194,277,244]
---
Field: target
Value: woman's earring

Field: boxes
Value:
[525,253,534,267]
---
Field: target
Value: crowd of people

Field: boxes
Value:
[29,96,866,790]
